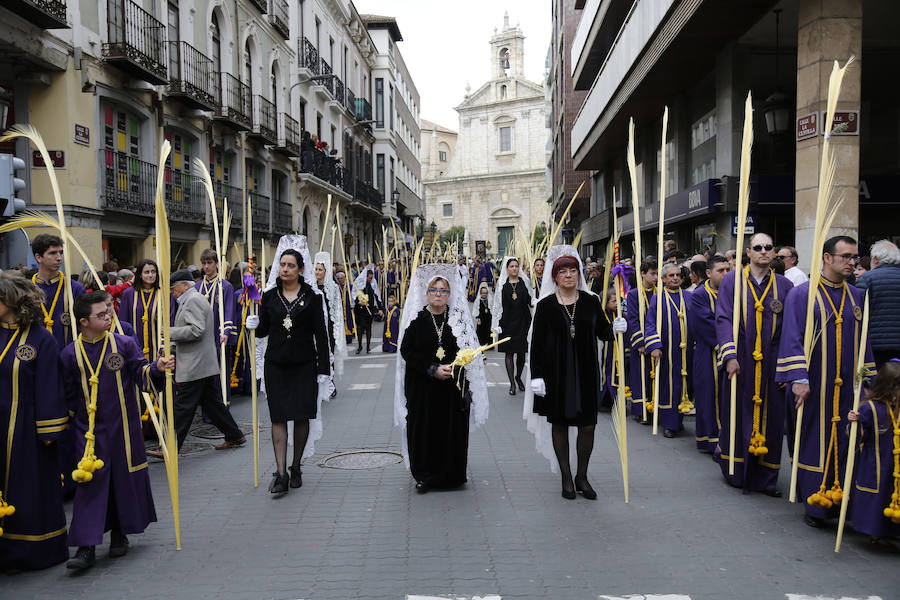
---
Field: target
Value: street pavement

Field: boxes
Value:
[8,332,898,600]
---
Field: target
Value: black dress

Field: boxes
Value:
[530,290,613,426]
[317,283,337,352]
[401,309,470,488]
[497,280,532,353]
[256,281,331,421]
[475,298,492,345]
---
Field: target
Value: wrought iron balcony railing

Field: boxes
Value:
[6,0,68,29]
[354,97,372,122]
[353,178,382,212]
[275,113,300,157]
[100,150,204,223]
[249,190,271,233]
[103,0,167,84]
[332,76,345,106]
[268,0,289,39]
[250,95,277,144]
[345,89,357,117]
[212,181,243,227]
[166,41,215,110]
[298,37,319,74]
[214,72,252,131]
[319,59,333,96]
[274,200,292,234]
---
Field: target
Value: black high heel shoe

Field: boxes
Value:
[574,476,597,500]
[515,377,525,391]
[509,384,517,395]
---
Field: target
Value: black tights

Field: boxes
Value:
[504,352,526,385]
[271,419,310,476]
[551,424,596,492]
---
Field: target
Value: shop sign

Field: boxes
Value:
[732,213,755,235]
[74,124,90,146]
[796,113,818,141]
[617,179,722,236]
[822,110,859,136]
[32,150,65,169]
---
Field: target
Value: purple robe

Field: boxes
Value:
[478,263,495,292]
[849,400,900,537]
[338,280,356,343]
[776,279,876,519]
[231,287,254,395]
[645,288,693,432]
[715,269,792,490]
[0,324,68,570]
[196,277,237,344]
[533,275,543,298]
[467,264,478,302]
[62,332,157,546]
[688,281,720,453]
[599,309,619,408]
[382,305,401,353]
[118,286,175,361]
[625,287,654,419]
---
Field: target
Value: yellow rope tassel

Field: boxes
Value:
[883,404,900,523]
[0,490,15,536]
[230,301,250,389]
[32,274,64,335]
[676,300,693,414]
[746,268,775,456]
[808,282,847,508]
[140,289,155,361]
[72,334,109,483]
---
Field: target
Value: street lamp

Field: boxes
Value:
[0,88,11,130]
[430,220,437,235]
[391,188,400,207]
[764,9,790,136]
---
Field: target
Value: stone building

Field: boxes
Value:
[422,14,549,258]
[0,0,391,269]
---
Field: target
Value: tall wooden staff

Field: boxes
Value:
[789,58,855,503]
[246,169,259,487]
[835,294,870,552]
[728,93,754,476]
[626,119,648,424]
[610,198,629,502]
[335,206,357,334]
[650,108,669,436]
[319,194,332,253]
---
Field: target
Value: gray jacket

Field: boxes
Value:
[171,287,220,383]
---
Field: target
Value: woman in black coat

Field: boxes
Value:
[473,282,493,346]
[493,257,532,395]
[246,249,330,496]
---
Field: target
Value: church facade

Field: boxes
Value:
[422,15,549,257]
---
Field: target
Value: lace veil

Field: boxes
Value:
[314,251,347,379]
[490,255,533,334]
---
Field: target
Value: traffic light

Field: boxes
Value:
[0,153,26,217]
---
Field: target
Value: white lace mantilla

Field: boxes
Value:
[314,251,347,380]
[490,255,533,334]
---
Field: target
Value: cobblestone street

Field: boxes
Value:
[8,341,898,600]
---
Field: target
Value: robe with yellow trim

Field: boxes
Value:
[61,332,157,547]
[382,305,400,353]
[849,399,900,537]
[339,280,356,343]
[625,287,654,419]
[0,323,68,570]
[776,279,875,519]
[644,288,692,433]
[714,270,792,490]
[599,308,618,410]
[689,281,720,453]
[118,286,175,361]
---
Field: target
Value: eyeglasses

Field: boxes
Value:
[751,244,774,252]
[427,288,450,296]
[830,253,860,263]
[555,268,579,276]
[90,311,112,320]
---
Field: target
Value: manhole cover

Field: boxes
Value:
[320,450,403,470]
[190,422,253,439]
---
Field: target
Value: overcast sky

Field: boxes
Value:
[354,0,552,130]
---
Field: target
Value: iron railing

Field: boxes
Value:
[249,191,271,232]
[354,97,372,122]
[252,95,277,143]
[216,72,252,130]
[213,181,243,226]
[7,0,69,29]
[103,0,167,83]
[345,88,356,116]
[276,113,300,156]
[274,200,292,234]
[167,41,215,110]
[319,59,333,96]
[333,75,345,105]
[100,150,204,222]
[299,141,347,190]
[268,0,289,39]
[298,37,319,74]
[354,178,382,211]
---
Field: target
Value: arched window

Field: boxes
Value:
[270,62,279,110]
[244,40,253,94]
[499,48,510,73]
[500,84,507,100]
[302,206,310,236]
[211,14,221,72]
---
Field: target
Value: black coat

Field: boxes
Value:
[530,290,613,425]
[498,279,531,353]
[256,281,330,375]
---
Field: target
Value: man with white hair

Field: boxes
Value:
[776,246,808,287]
[856,239,900,367]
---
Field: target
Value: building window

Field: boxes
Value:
[439,150,447,162]
[164,129,192,205]
[691,159,716,185]
[389,84,394,130]
[376,154,385,201]
[316,113,322,141]
[691,112,717,149]
[442,203,453,218]
[499,126,512,153]
[500,84,507,100]
[375,78,384,128]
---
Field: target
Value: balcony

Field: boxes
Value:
[314,58,333,99]
[249,191,271,233]
[345,89,357,118]
[298,145,352,198]
[354,97,372,122]
[298,37,319,76]
[103,0,168,84]
[166,41,215,111]
[275,113,300,157]
[329,75,345,111]
[268,0,289,39]
[249,95,277,145]
[4,0,68,29]
[247,0,266,14]
[214,73,252,131]
[99,150,204,223]
[353,178,382,214]
[274,200,292,234]
[212,181,243,228]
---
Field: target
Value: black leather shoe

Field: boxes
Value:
[561,488,576,500]
[415,482,429,494]
[355,348,362,355]
[67,546,96,570]
[515,377,525,391]
[805,514,825,528]
[509,385,516,395]
[663,429,676,438]
[269,472,289,496]
[109,530,128,558]
[574,477,597,500]
[763,488,783,498]
[289,466,302,489]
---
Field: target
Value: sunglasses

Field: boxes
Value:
[751,244,774,252]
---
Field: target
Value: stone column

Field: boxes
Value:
[795,0,862,263]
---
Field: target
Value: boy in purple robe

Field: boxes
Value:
[688,256,728,454]
[62,292,172,570]
[776,235,876,528]
[336,270,356,344]
[382,295,401,353]
[0,272,69,571]
[625,260,657,422]
[599,288,618,410]
[645,263,693,437]
[196,249,237,410]
[715,235,792,493]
